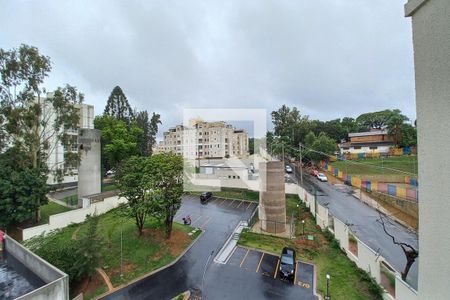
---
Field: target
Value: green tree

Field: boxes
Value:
[94,115,144,170]
[148,112,161,155]
[356,109,406,130]
[310,132,336,162]
[104,86,134,124]
[400,124,417,147]
[0,148,48,229]
[387,114,409,146]
[116,156,150,235]
[136,110,150,156]
[145,153,183,238]
[0,44,82,222]
[304,131,316,148]
[73,214,104,281]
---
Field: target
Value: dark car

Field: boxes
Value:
[200,192,212,204]
[279,247,296,281]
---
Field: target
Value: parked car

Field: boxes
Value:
[285,165,293,173]
[200,192,213,204]
[279,247,296,281]
[106,169,116,177]
[317,173,328,182]
[310,169,319,177]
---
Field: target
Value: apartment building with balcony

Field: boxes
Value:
[42,93,94,185]
[159,120,248,160]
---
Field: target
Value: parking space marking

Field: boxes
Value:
[246,202,253,210]
[239,249,250,268]
[274,258,280,279]
[233,200,242,208]
[241,250,263,272]
[256,253,264,273]
[236,201,244,208]
[219,198,227,205]
[294,262,299,285]
[228,199,236,207]
[199,216,212,228]
[190,215,203,227]
[227,247,247,266]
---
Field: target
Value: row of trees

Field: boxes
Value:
[0,44,83,227]
[96,86,161,171]
[267,105,417,162]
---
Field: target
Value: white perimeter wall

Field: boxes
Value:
[22,196,127,240]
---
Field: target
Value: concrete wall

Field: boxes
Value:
[4,235,69,300]
[22,196,126,240]
[405,0,450,298]
[315,204,329,229]
[78,128,101,201]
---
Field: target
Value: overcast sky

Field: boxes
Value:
[1,0,416,137]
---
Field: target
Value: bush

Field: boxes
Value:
[25,231,80,281]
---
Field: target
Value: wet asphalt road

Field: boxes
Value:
[102,195,317,299]
[288,163,419,289]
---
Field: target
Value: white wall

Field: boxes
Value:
[22,196,126,240]
[405,0,450,298]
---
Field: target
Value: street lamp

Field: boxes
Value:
[325,273,331,300]
[301,219,305,235]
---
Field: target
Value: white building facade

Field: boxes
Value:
[160,120,248,160]
[43,94,94,185]
[405,0,450,298]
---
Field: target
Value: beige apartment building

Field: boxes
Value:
[159,120,248,159]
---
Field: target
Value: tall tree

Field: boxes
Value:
[0,45,82,221]
[94,115,143,170]
[149,112,161,155]
[104,86,134,124]
[135,110,161,156]
[356,109,406,130]
[145,153,183,238]
[310,132,336,162]
[387,114,409,146]
[0,148,48,229]
[116,156,150,236]
[136,110,150,156]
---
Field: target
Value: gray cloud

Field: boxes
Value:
[0,0,416,136]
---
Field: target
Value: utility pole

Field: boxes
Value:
[299,142,304,188]
[282,143,285,165]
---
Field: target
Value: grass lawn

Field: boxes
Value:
[39,201,72,224]
[188,187,260,202]
[27,208,201,299]
[330,155,418,178]
[101,183,118,192]
[62,194,78,206]
[238,195,383,300]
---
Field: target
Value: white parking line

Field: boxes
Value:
[190,215,203,226]
[199,216,212,228]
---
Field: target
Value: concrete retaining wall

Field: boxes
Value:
[4,235,69,300]
[22,196,127,240]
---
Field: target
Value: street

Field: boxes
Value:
[288,163,419,289]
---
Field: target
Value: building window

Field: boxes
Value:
[369,146,378,150]
[353,146,361,150]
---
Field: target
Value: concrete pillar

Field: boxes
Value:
[405,0,450,298]
[258,161,286,233]
[77,129,101,204]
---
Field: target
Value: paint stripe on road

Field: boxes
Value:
[274,258,280,279]
[240,249,250,268]
[256,253,264,273]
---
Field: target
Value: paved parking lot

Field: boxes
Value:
[175,196,258,230]
[103,195,316,300]
[226,246,314,290]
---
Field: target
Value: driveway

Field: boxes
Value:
[287,162,419,289]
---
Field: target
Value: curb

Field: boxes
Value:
[96,229,204,299]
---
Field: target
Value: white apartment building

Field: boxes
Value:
[159,120,248,160]
[41,93,94,185]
